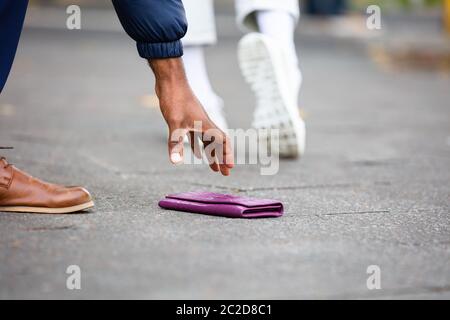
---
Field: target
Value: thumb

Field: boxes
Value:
[168,127,187,165]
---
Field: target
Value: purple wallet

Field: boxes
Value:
[158,192,283,218]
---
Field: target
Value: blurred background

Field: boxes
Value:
[25,0,450,73]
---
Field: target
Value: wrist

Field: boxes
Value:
[149,58,187,83]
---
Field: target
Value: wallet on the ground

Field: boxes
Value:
[158,191,284,218]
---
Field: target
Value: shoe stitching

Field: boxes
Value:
[0,157,14,189]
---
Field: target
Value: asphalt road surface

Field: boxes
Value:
[0,8,449,299]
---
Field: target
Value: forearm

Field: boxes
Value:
[149,58,189,89]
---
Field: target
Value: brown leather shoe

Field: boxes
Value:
[0,157,94,213]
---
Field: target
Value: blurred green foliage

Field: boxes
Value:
[351,0,442,10]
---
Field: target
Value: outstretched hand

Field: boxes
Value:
[149,58,234,176]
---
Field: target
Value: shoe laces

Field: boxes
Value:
[0,147,14,169]
[0,157,12,169]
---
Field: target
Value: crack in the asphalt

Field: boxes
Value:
[350,159,401,167]
[323,210,391,216]
[25,225,77,231]
[188,182,359,192]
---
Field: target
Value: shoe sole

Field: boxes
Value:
[0,200,95,214]
[238,33,305,158]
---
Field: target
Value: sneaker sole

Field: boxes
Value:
[0,200,95,214]
[238,33,305,158]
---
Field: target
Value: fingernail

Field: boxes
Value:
[171,152,182,164]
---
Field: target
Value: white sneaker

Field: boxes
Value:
[238,32,305,158]
[203,95,228,133]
